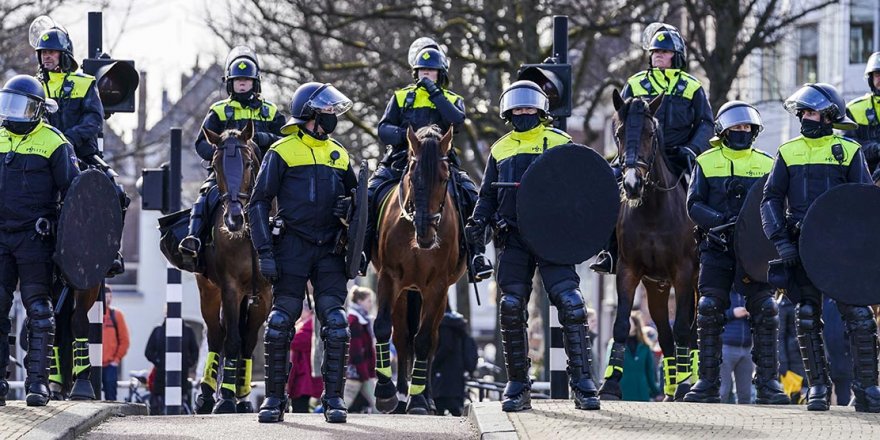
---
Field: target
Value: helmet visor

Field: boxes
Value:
[0,91,41,122]
[225,46,260,70]
[308,85,353,116]
[866,52,880,76]
[716,105,762,133]
[783,86,834,116]
[408,37,441,67]
[500,87,549,116]
[641,22,685,53]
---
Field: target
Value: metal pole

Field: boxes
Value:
[87,12,102,59]
[552,15,569,133]
[164,128,183,415]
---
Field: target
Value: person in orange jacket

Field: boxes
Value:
[102,286,130,401]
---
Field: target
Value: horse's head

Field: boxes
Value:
[204,121,260,233]
[612,90,663,203]
[404,125,452,249]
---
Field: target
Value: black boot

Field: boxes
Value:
[321,310,349,423]
[560,318,600,410]
[684,296,724,403]
[598,342,624,400]
[469,243,494,282]
[840,304,880,413]
[107,251,125,277]
[590,232,617,275]
[751,297,789,405]
[796,302,830,411]
[258,310,292,423]
[499,292,531,412]
[178,193,207,264]
[25,299,54,407]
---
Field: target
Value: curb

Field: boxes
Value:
[24,402,147,440]
[467,401,518,439]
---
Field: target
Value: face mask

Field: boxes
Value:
[511,113,540,132]
[800,118,832,139]
[231,91,256,105]
[724,130,753,150]
[1,120,38,136]
[316,112,338,134]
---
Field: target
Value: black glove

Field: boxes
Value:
[333,196,353,223]
[465,218,488,245]
[417,77,441,96]
[258,252,278,282]
[775,240,799,268]
[678,145,697,163]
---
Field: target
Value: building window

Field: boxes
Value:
[850,0,875,64]
[760,47,782,101]
[797,25,818,85]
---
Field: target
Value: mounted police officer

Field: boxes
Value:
[592,23,714,274]
[366,44,492,279]
[845,51,880,179]
[178,47,285,268]
[0,75,80,406]
[761,83,880,412]
[466,80,600,412]
[248,82,357,424]
[682,101,788,405]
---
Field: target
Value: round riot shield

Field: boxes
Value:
[734,174,778,282]
[516,143,619,265]
[54,169,124,290]
[800,183,880,306]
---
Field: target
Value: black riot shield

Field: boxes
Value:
[345,161,369,279]
[516,143,619,265]
[734,174,777,283]
[799,183,880,306]
[54,169,124,290]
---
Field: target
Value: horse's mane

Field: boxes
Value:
[412,125,444,200]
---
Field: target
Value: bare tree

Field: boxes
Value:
[0,0,68,76]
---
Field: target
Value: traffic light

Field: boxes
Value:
[517,63,571,119]
[138,163,171,213]
[82,54,139,116]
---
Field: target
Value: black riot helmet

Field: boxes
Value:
[784,83,857,130]
[225,57,261,95]
[499,80,550,120]
[643,23,687,69]
[411,48,449,87]
[281,82,353,134]
[35,27,78,72]
[0,75,51,135]
[864,52,880,95]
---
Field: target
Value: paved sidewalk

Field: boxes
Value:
[0,400,146,440]
[470,399,880,439]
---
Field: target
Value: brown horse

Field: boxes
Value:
[193,123,271,414]
[372,125,466,414]
[598,91,698,401]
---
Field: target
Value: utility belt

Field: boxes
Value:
[0,217,55,237]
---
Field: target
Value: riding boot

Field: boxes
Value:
[179,192,208,261]
[69,338,96,400]
[258,311,292,423]
[561,320,600,410]
[590,231,617,275]
[598,341,625,400]
[499,292,532,412]
[684,296,724,403]
[469,241,494,282]
[795,302,831,411]
[839,304,880,413]
[24,299,54,407]
[751,297,789,404]
[321,312,349,423]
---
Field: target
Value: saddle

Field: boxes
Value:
[159,187,222,273]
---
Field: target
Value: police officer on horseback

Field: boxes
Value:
[762,83,880,412]
[248,82,357,424]
[0,75,80,406]
[178,47,285,268]
[682,101,788,405]
[466,80,600,412]
[592,23,714,274]
[366,43,492,279]
[845,51,880,179]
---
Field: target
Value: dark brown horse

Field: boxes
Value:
[372,126,466,414]
[193,123,271,414]
[598,91,698,401]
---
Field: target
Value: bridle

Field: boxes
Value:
[398,145,449,231]
[617,99,681,193]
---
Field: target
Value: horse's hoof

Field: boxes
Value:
[663,395,675,402]
[375,394,399,414]
[406,393,429,415]
[69,379,96,400]
[236,400,254,413]
[374,379,399,413]
[195,393,216,414]
[674,383,692,402]
[598,380,622,401]
[212,398,237,414]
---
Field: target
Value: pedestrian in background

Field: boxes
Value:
[102,286,130,401]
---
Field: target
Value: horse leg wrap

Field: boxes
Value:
[662,356,676,397]
[375,342,392,380]
[202,351,220,391]
[237,358,253,398]
[675,346,692,384]
[408,359,428,396]
[49,346,62,385]
[72,338,90,378]
[604,341,625,380]
[221,357,238,396]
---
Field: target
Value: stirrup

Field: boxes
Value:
[472,255,494,281]
[179,236,201,256]
[589,251,614,274]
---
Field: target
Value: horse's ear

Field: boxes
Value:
[612,89,624,111]
[648,93,664,115]
[406,126,420,154]
[440,126,453,154]
[203,128,221,148]
[239,120,255,142]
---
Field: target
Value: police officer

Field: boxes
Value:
[682,101,788,404]
[248,82,357,424]
[845,51,880,178]
[367,45,492,280]
[0,75,80,406]
[178,49,285,266]
[762,83,880,412]
[592,23,714,274]
[466,81,600,412]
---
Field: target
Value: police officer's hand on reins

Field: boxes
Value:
[465,217,488,245]
[333,196,352,225]
[417,77,441,97]
[258,252,278,282]
[774,240,800,268]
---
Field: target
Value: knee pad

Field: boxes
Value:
[320,308,349,343]
[796,302,821,332]
[499,289,528,329]
[272,296,303,321]
[749,295,778,325]
[25,298,54,333]
[840,305,877,334]
[264,309,293,344]
[697,295,726,326]
[549,289,586,326]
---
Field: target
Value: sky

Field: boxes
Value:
[52,0,229,137]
